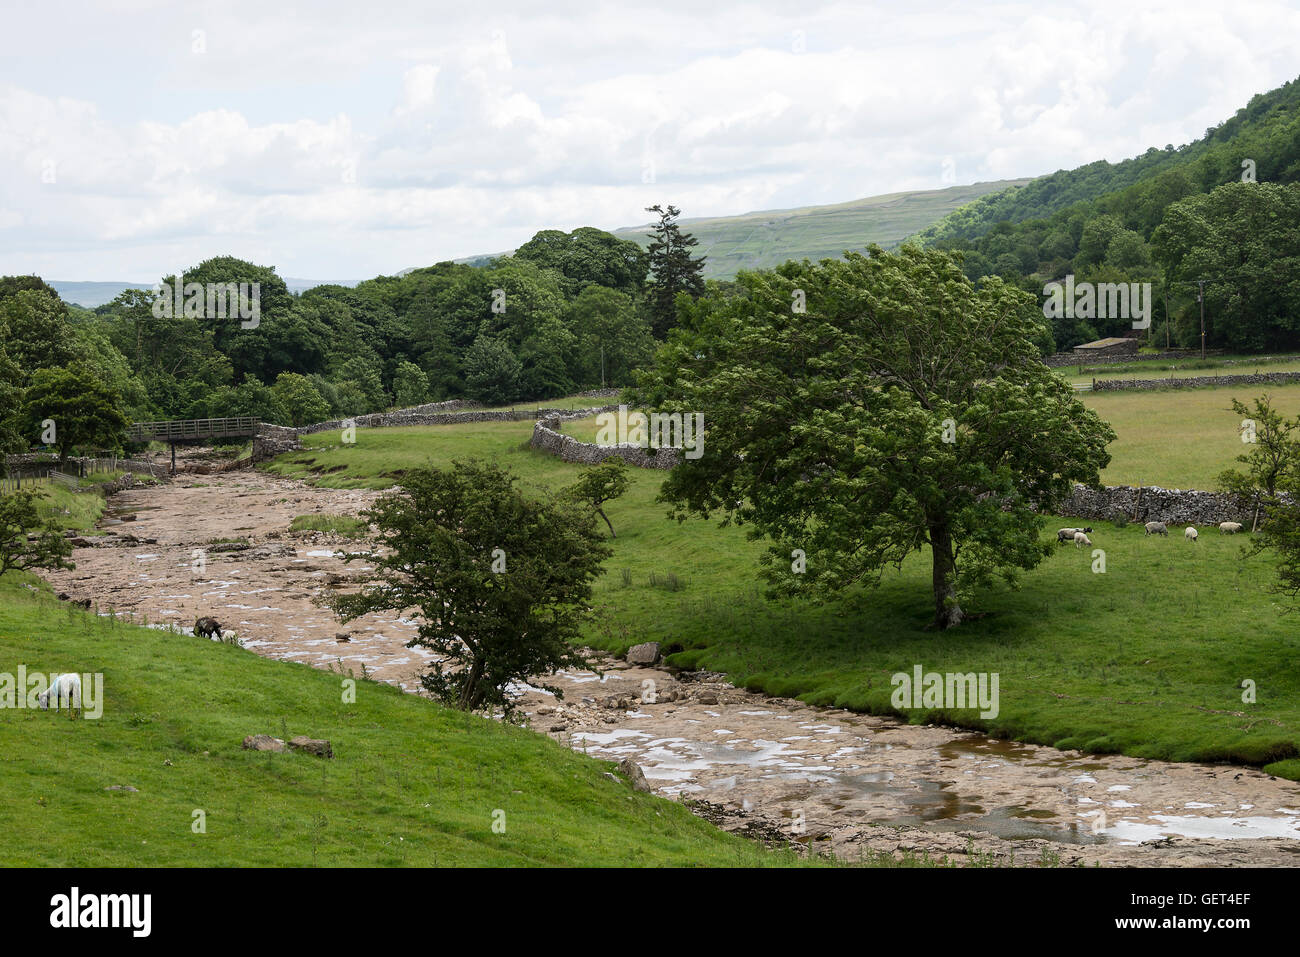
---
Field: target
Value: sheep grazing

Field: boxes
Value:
[1219,522,1244,535]
[1073,531,1093,548]
[1058,526,1093,543]
[38,673,81,711]
[1144,521,1168,536]
[1184,526,1198,542]
[194,617,223,640]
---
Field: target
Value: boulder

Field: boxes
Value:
[626,642,660,666]
[242,734,287,752]
[616,758,652,793]
[288,736,334,758]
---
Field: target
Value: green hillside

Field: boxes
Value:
[914,75,1300,253]
[611,180,1030,279]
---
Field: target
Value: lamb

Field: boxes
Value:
[1144,521,1168,536]
[1219,522,1244,535]
[37,673,81,712]
[194,617,223,640]
[1058,526,1093,543]
[1073,531,1093,548]
[1185,526,1198,542]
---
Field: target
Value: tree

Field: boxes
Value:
[0,490,75,579]
[20,364,129,466]
[566,285,654,388]
[634,246,1115,628]
[328,461,612,715]
[643,204,706,339]
[463,336,522,405]
[564,459,630,538]
[1216,394,1300,532]
[0,289,76,377]
[513,226,648,298]
[391,360,429,407]
[271,372,331,427]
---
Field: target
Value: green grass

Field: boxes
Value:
[289,514,371,538]
[1080,383,1300,488]
[0,572,822,866]
[264,418,1300,781]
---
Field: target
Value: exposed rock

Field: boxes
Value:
[242,734,287,752]
[288,736,333,758]
[626,642,661,666]
[616,758,652,792]
[696,692,719,705]
[104,785,139,792]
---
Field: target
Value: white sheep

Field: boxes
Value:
[1185,526,1198,542]
[1144,521,1168,536]
[37,673,81,711]
[1058,526,1092,543]
[1074,531,1093,548]
[1219,522,1244,535]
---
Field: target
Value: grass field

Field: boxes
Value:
[265,416,1300,782]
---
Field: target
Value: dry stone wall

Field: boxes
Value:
[530,420,680,469]
[1091,371,1300,392]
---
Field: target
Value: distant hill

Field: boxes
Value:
[432,179,1031,280]
[609,180,1031,278]
[48,277,360,307]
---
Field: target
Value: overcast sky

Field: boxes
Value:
[2,0,1298,282]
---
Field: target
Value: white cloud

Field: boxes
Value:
[0,0,1298,279]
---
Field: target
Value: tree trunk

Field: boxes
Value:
[929,522,965,629]
[596,507,616,538]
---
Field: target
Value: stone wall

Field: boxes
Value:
[1043,349,1219,368]
[1055,483,1263,525]
[252,424,302,461]
[530,420,680,469]
[1091,371,1300,392]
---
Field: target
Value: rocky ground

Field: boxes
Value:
[41,463,1300,867]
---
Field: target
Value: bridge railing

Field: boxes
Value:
[127,417,258,443]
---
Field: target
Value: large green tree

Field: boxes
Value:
[19,363,130,466]
[635,246,1115,628]
[329,461,611,715]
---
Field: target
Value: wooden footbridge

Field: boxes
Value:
[127,417,261,471]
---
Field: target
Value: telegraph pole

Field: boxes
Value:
[1197,279,1206,359]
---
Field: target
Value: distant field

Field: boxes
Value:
[1080,383,1300,489]
[609,180,1032,279]
[264,419,1300,781]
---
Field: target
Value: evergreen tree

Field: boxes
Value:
[643,204,706,339]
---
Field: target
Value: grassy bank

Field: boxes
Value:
[264,419,1300,781]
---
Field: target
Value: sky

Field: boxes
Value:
[1,0,1298,282]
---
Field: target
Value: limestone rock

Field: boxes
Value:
[627,642,660,666]
[288,736,333,758]
[242,734,287,752]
